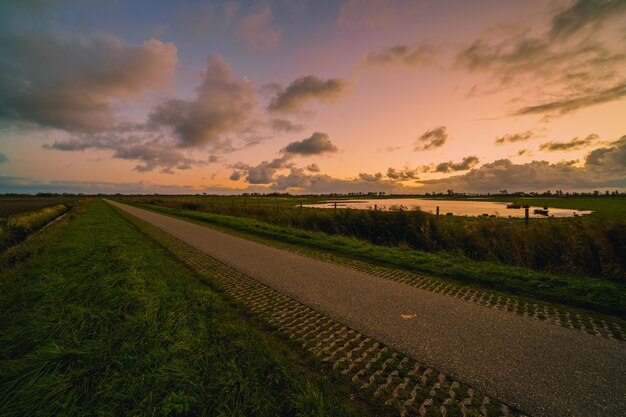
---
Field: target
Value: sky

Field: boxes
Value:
[0,0,625,194]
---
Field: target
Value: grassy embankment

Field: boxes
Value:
[0,204,71,251]
[124,196,626,282]
[0,200,376,417]
[121,200,626,318]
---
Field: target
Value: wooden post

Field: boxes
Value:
[300,201,303,212]
[436,206,440,221]
[374,204,377,211]
[525,207,529,225]
[334,202,337,212]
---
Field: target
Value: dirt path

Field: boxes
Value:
[107,200,626,417]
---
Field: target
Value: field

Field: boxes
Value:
[0,197,75,253]
[121,195,626,282]
[0,196,77,217]
[0,200,380,417]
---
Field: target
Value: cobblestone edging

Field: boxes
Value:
[116,208,528,417]
[297,251,626,341]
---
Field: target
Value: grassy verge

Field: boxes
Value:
[0,200,375,417]
[0,204,71,251]
[123,201,626,318]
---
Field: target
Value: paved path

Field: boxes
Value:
[108,201,626,417]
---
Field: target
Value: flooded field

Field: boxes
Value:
[304,198,593,218]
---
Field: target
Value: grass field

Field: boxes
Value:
[122,195,626,283]
[0,196,76,217]
[121,201,626,318]
[0,200,380,417]
[0,204,71,252]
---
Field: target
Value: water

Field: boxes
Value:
[303,199,592,218]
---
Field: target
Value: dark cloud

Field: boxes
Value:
[268,75,348,112]
[307,163,320,172]
[0,174,247,195]
[518,149,531,156]
[230,132,338,185]
[418,135,626,192]
[0,32,177,132]
[434,156,480,173]
[539,134,599,151]
[456,0,626,117]
[362,44,436,68]
[149,55,256,148]
[283,132,338,156]
[495,131,534,144]
[358,172,383,182]
[245,158,288,184]
[229,170,242,181]
[0,153,7,163]
[44,131,209,173]
[585,135,626,171]
[271,118,305,133]
[415,126,447,151]
[271,168,332,190]
[514,83,626,117]
[386,167,419,180]
[549,0,626,40]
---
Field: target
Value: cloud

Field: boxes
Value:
[433,156,480,173]
[362,44,436,68]
[518,149,532,156]
[0,33,177,132]
[539,134,599,151]
[242,158,288,184]
[358,172,383,182]
[415,126,447,150]
[514,83,626,117]
[0,153,7,163]
[235,6,281,51]
[495,130,534,144]
[386,167,419,180]
[0,175,247,195]
[271,118,305,133]
[456,0,626,117]
[549,0,626,40]
[149,55,256,148]
[585,135,626,173]
[268,75,348,112]
[43,129,210,173]
[282,132,338,155]
[418,136,626,192]
[307,163,320,172]
[271,168,331,190]
[229,170,242,181]
[230,132,338,185]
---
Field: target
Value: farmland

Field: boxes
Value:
[0,199,380,417]
[0,196,76,253]
[120,195,626,283]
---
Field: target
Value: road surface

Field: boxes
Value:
[107,200,626,417]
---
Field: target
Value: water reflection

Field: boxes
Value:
[303,199,592,218]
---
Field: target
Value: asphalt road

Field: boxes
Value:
[108,200,626,417]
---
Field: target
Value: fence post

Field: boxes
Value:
[436,206,439,222]
[525,207,529,225]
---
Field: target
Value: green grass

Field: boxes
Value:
[0,200,376,417]
[122,196,626,281]
[483,196,626,220]
[124,202,626,318]
[0,204,70,250]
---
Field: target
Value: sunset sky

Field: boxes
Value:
[0,0,625,194]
